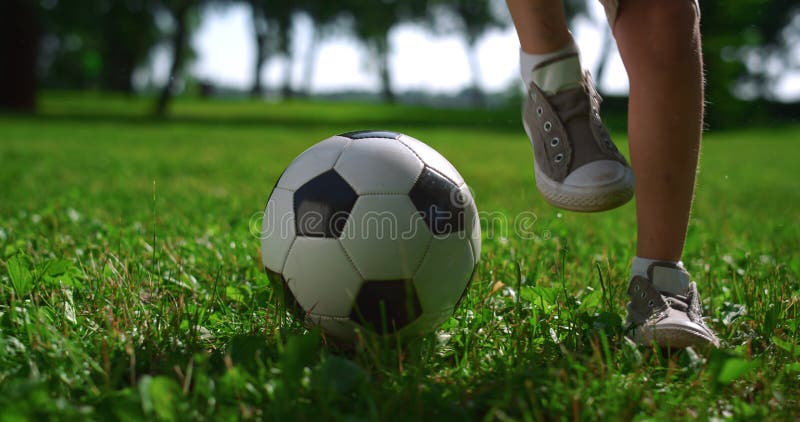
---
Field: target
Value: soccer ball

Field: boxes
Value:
[260,130,480,342]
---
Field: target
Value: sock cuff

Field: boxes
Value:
[519,39,579,69]
[520,40,581,94]
[631,257,689,295]
[631,256,684,276]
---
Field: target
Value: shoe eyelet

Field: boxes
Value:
[536,106,543,116]
[633,285,640,292]
[648,300,654,307]
[553,153,564,163]
[543,121,552,132]
[640,292,646,299]
[550,137,560,147]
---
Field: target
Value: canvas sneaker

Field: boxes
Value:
[522,54,634,212]
[625,262,720,349]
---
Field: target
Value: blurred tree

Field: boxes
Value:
[39,1,103,90]
[429,0,505,106]
[341,0,427,103]
[272,2,296,98]
[38,0,159,93]
[0,0,40,111]
[248,0,296,98]
[155,0,201,115]
[296,0,343,96]
[248,0,269,96]
[98,0,160,93]
[700,1,800,127]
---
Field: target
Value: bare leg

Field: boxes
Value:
[506,0,572,54]
[614,0,703,261]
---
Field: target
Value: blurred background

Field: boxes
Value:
[1,0,799,128]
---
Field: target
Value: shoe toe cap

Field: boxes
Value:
[638,319,720,349]
[563,160,630,188]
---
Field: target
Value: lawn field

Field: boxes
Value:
[1,95,799,420]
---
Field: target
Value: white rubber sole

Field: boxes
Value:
[533,160,634,212]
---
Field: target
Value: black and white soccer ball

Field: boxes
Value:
[261,130,480,342]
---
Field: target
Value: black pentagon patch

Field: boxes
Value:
[409,166,466,235]
[266,268,305,321]
[349,280,422,334]
[339,130,402,140]
[294,170,358,238]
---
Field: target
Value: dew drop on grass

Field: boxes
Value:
[502,286,517,301]
[549,327,559,344]
[67,208,81,222]
[464,310,474,323]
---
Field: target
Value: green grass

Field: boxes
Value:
[0,95,798,420]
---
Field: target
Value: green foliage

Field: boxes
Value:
[40,0,161,92]
[700,1,800,127]
[0,95,798,419]
[5,254,33,296]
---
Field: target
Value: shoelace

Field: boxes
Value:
[659,290,691,313]
[581,71,603,114]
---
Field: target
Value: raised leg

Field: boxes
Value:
[506,0,572,54]
[507,0,635,212]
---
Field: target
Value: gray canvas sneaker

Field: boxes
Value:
[522,54,634,212]
[625,262,720,349]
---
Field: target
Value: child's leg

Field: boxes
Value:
[613,0,703,262]
[506,0,572,54]
[612,0,717,348]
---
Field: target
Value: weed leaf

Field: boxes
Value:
[7,254,33,296]
[717,358,757,384]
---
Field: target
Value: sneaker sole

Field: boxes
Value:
[533,160,634,212]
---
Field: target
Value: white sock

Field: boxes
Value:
[520,40,582,95]
[631,256,689,295]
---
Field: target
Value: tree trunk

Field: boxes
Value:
[466,38,485,107]
[279,21,294,99]
[377,38,394,103]
[250,1,267,97]
[99,2,147,94]
[281,58,293,99]
[156,5,190,116]
[0,0,40,112]
[300,26,319,97]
